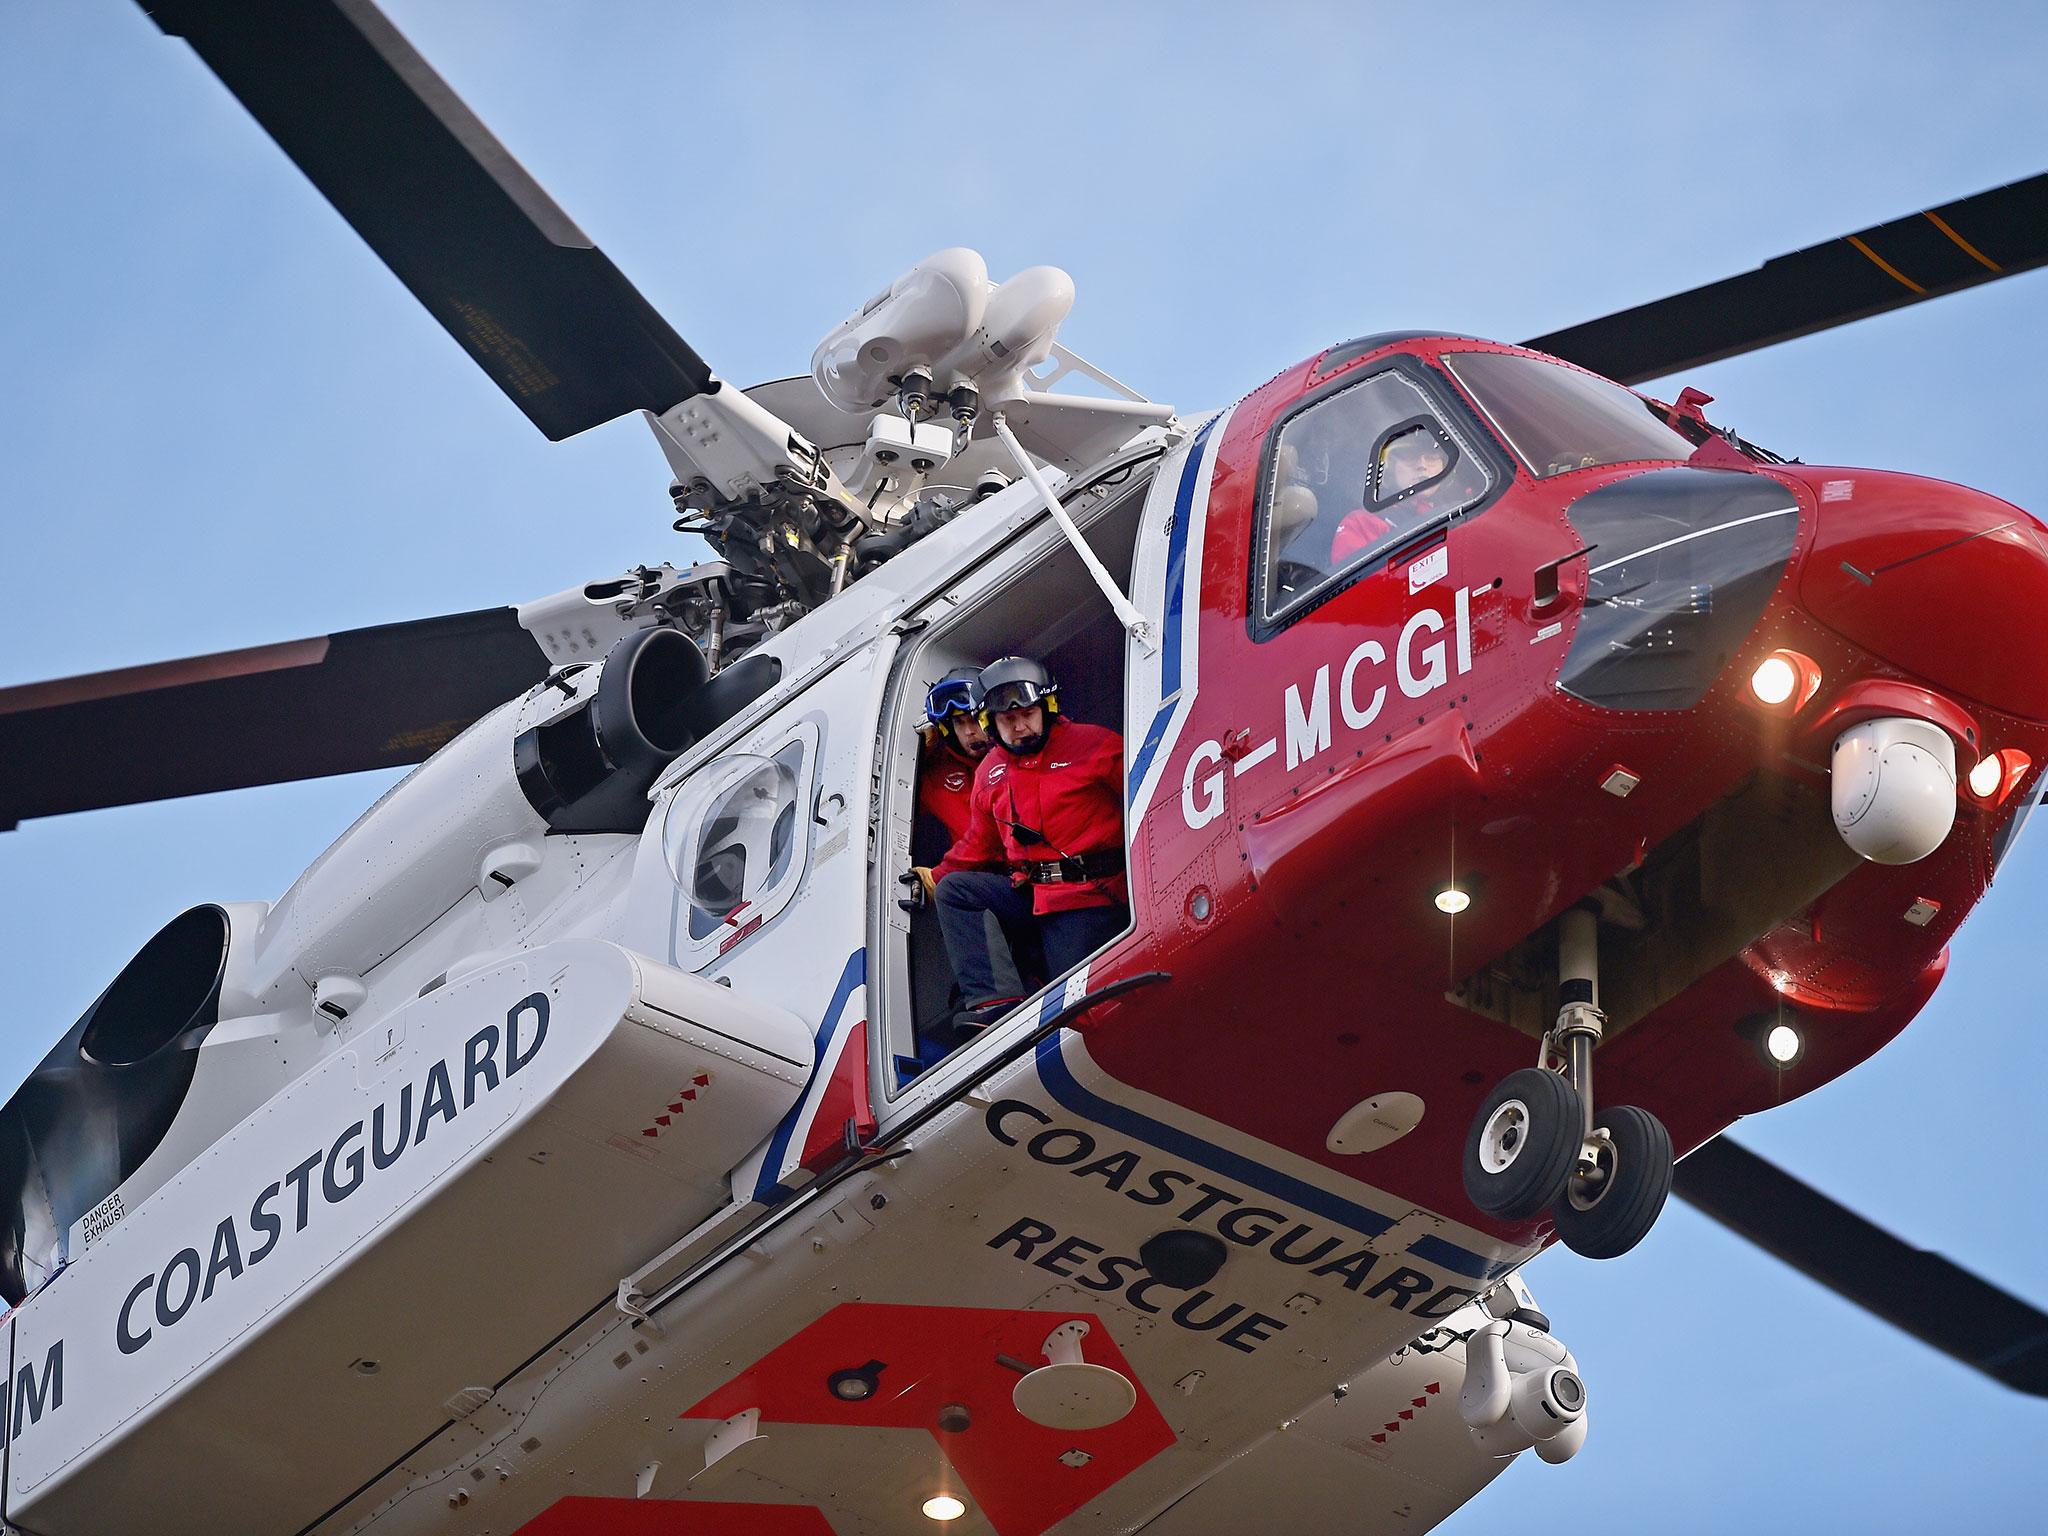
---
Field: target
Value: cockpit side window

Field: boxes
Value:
[1440,350,1697,479]
[1256,370,1493,629]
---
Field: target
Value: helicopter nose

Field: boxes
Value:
[1796,471,2048,721]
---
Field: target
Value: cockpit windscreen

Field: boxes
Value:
[1442,351,1698,479]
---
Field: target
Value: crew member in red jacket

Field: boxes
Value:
[933,654,1128,1025]
[915,666,993,845]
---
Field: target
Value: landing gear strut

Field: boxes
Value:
[1462,904,1673,1257]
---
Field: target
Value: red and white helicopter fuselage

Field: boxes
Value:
[6,316,2044,1535]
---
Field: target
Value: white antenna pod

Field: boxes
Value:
[936,265,1076,404]
[811,247,989,413]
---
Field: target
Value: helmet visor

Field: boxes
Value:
[925,677,982,723]
[983,678,1050,715]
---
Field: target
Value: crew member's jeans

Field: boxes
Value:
[935,871,1128,1008]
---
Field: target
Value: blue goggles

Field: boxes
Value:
[924,677,983,725]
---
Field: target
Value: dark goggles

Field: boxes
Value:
[984,679,1051,714]
[924,677,982,724]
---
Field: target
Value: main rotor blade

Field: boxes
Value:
[138,0,714,441]
[1674,1135,2048,1398]
[1523,173,2048,385]
[0,609,551,829]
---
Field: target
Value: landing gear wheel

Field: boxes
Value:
[1462,1068,1582,1221]
[1552,1105,1673,1259]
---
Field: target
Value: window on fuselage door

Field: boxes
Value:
[1258,370,1493,625]
[661,725,817,970]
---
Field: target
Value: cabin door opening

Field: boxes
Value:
[872,462,1158,1099]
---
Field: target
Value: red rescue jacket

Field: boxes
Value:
[917,737,981,844]
[1330,484,1458,565]
[934,718,1127,914]
[1329,508,1393,564]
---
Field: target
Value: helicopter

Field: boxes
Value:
[3,2,2048,1533]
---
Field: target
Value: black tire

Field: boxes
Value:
[1552,1104,1673,1259]
[1462,1068,1582,1220]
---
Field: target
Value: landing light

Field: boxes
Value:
[827,1361,884,1401]
[1968,749,2028,803]
[923,1495,967,1521]
[1750,654,1798,706]
[1763,1023,1803,1065]
[1748,649,1821,710]
[1434,886,1471,915]
[1740,1011,1806,1068]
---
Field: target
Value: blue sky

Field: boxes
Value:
[3,3,2045,1530]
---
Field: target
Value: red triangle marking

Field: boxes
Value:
[693,1073,710,1086]
[1398,1409,1414,1420]
[1425,1383,1440,1395]
[1412,1396,1428,1408]
[1384,1422,1400,1433]
[682,1089,698,1100]
[668,1102,687,1113]
[1370,1433,1387,1444]
[656,1115,672,1126]
[641,1128,659,1138]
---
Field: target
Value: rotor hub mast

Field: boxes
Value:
[640,246,1173,667]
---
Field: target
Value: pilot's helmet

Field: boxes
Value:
[1381,430,1450,494]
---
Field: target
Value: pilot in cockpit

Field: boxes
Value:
[1329,428,1453,564]
[1268,405,1476,611]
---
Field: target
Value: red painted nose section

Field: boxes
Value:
[1797,470,2048,721]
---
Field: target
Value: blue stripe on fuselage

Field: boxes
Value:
[1126,418,1219,804]
[752,949,867,1205]
[1033,1034,1506,1281]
